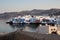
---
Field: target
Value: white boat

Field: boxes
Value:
[40,17,57,26]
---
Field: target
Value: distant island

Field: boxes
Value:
[0,8,60,20]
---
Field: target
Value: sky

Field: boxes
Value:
[0,0,60,13]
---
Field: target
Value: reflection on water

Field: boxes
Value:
[9,24,39,32]
[0,20,15,33]
[0,20,40,33]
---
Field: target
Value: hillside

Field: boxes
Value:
[0,8,60,19]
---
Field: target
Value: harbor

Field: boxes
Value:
[5,15,60,35]
[0,0,60,40]
[0,15,60,40]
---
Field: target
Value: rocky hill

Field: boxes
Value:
[0,8,60,19]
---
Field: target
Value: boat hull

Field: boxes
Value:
[6,21,55,26]
[6,21,41,25]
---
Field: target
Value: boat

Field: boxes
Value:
[6,15,57,26]
[6,15,41,25]
[6,17,25,25]
[40,17,57,26]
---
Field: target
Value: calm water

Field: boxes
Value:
[0,20,39,33]
[0,17,60,33]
